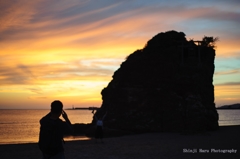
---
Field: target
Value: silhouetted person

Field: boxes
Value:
[38,100,73,159]
[92,110,107,143]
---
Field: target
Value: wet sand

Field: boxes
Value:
[0,125,239,159]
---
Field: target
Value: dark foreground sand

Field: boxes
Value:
[0,126,239,159]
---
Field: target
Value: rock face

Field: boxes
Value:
[93,30,219,133]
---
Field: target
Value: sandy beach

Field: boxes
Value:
[0,125,239,159]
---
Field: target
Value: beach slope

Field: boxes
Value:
[0,125,239,159]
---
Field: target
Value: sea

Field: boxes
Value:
[0,109,239,145]
[0,109,93,145]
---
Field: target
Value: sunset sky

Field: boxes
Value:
[0,0,239,109]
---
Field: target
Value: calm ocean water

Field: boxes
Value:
[0,109,94,144]
[0,109,239,144]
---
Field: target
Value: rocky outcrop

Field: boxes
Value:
[93,30,219,133]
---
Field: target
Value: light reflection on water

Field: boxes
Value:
[217,109,240,126]
[0,109,239,144]
[0,109,93,144]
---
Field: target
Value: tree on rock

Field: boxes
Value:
[201,36,219,48]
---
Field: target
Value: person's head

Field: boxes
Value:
[51,100,63,117]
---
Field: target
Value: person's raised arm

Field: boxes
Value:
[102,112,108,120]
[62,110,74,134]
[62,110,72,125]
[92,110,98,121]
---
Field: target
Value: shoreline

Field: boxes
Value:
[0,125,239,145]
[0,125,239,159]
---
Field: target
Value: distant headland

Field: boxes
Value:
[217,103,240,109]
[65,106,99,110]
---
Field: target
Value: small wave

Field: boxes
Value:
[219,119,240,121]
[0,122,19,124]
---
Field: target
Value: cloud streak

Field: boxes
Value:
[0,0,40,32]
[215,82,240,86]
[215,69,240,76]
[0,59,118,86]
[1,1,239,61]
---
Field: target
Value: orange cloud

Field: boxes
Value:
[0,1,41,32]
[215,69,240,76]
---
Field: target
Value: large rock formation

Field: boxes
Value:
[93,30,219,133]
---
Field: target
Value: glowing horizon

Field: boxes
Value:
[0,0,240,109]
